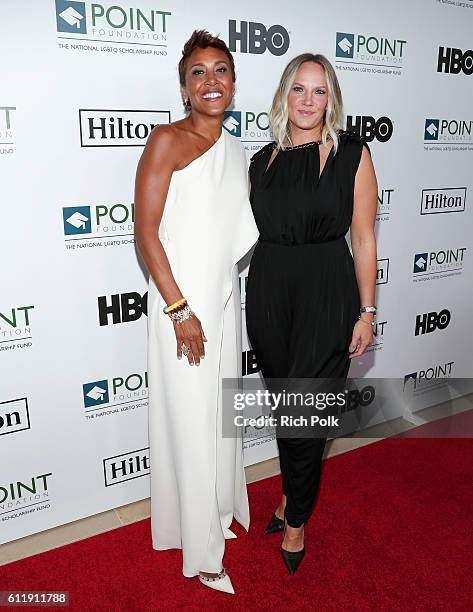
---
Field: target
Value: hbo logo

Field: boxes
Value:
[343,385,375,412]
[415,309,451,336]
[229,20,290,56]
[346,115,393,143]
[437,47,473,75]
[98,292,148,326]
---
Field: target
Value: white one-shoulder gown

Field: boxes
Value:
[147,128,258,577]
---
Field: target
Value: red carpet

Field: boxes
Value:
[2,419,473,610]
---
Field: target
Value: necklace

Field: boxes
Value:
[282,135,332,150]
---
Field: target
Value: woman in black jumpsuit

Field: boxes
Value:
[245,54,378,574]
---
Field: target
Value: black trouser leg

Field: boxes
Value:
[277,435,327,528]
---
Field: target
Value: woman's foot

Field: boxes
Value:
[281,519,305,575]
[282,521,304,553]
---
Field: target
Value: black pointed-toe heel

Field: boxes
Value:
[281,517,305,575]
[281,546,305,575]
[265,512,285,534]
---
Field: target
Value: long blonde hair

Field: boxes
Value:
[269,53,343,152]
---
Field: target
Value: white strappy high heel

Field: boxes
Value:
[198,568,235,595]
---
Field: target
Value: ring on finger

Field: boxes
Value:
[181,342,189,356]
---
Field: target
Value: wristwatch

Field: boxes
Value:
[360,306,377,314]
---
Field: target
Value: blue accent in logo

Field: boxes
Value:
[83,380,109,408]
[55,0,87,35]
[63,206,92,235]
[223,111,241,137]
[413,253,428,274]
[403,372,417,390]
[336,32,354,58]
[424,119,439,141]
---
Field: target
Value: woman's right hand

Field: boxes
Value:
[173,314,207,366]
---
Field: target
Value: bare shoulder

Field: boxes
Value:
[145,123,180,153]
[140,122,184,170]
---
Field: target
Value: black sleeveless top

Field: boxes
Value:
[248,131,368,246]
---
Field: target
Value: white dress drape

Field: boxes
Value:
[147,129,258,577]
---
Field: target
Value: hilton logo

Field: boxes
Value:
[103,448,150,486]
[79,109,170,147]
[421,188,466,214]
[376,259,389,285]
[0,398,31,436]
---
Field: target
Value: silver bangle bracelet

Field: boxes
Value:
[357,316,377,336]
[358,316,375,327]
[167,304,194,324]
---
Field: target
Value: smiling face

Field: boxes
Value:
[181,46,234,117]
[287,61,328,137]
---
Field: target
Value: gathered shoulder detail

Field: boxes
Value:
[250,142,276,165]
[337,129,371,156]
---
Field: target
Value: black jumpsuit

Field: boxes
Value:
[245,131,366,528]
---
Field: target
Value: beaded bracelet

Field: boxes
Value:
[167,304,194,324]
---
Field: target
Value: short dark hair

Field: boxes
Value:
[178,30,236,87]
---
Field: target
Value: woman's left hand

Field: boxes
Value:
[348,319,374,358]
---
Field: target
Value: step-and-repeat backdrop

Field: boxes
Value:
[1,0,472,543]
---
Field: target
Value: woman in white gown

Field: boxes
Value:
[134,31,258,594]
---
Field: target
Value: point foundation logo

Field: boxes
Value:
[62,203,136,250]
[0,472,53,520]
[223,109,272,154]
[0,305,34,353]
[335,31,406,75]
[412,247,466,281]
[377,188,394,221]
[403,361,454,393]
[365,320,387,352]
[424,117,473,146]
[55,0,171,56]
[0,105,16,155]
[83,372,148,419]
